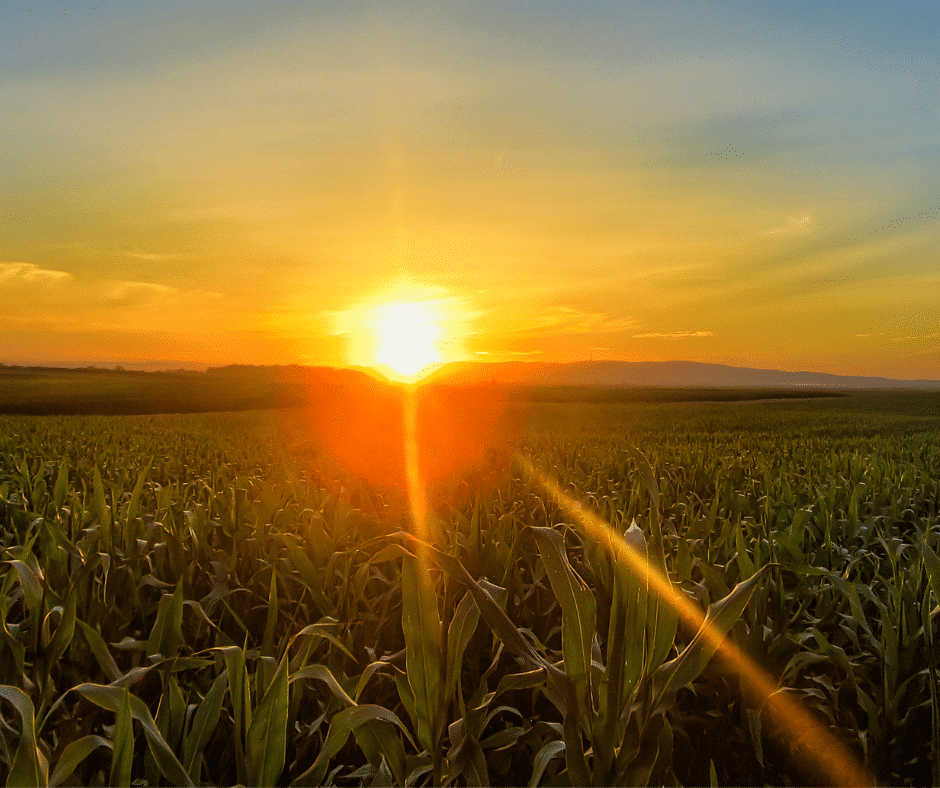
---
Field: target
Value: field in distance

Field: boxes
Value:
[0,363,875,416]
[0,380,938,785]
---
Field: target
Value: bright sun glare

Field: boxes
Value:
[375,301,441,378]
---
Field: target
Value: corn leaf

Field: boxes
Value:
[290,663,356,708]
[400,554,443,755]
[75,683,193,787]
[0,685,49,788]
[92,466,112,556]
[290,705,412,787]
[444,590,480,705]
[146,580,185,660]
[215,645,251,785]
[261,570,278,658]
[109,688,133,788]
[529,740,565,788]
[76,620,122,682]
[48,736,110,787]
[653,567,767,707]
[246,650,290,787]
[531,527,597,728]
[46,589,77,671]
[182,669,228,780]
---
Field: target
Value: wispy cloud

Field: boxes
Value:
[632,330,715,338]
[0,261,72,285]
[765,214,814,236]
[103,280,223,306]
[107,280,177,302]
[122,250,190,261]
[891,332,940,342]
[503,306,636,338]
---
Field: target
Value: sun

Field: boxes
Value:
[375,301,441,379]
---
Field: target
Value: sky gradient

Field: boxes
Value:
[2,1,938,378]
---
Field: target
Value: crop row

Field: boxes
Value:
[0,394,937,785]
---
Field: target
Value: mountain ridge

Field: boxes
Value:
[423,360,940,389]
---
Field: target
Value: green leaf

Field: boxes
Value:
[161,673,187,753]
[653,567,767,707]
[394,666,417,732]
[424,545,541,668]
[290,664,356,708]
[246,650,290,787]
[353,721,408,786]
[280,534,335,616]
[182,670,227,780]
[529,740,565,787]
[52,463,69,512]
[290,705,413,787]
[289,619,355,662]
[0,572,27,680]
[0,685,49,787]
[146,579,185,660]
[46,589,77,670]
[125,461,150,529]
[617,523,648,705]
[921,538,940,607]
[562,714,590,787]
[495,669,548,696]
[626,447,677,675]
[48,736,110,787]
[214,646,251,785]
[75,683,193,787]
[109,688,134,788]
[626,445,660,514]
[444,590,480,705]
[595,523,647,783]
[617,712,666,787]
[531,527,597,727]
[261,570,279,658]
[401,554,443,756]
[735,518,756,580]
[92,466,112,556]
[420,541,580,720]
[4,560,43,616]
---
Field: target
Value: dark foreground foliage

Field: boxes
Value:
[0,391,937,785]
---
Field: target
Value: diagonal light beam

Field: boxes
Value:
[522,456,875,788]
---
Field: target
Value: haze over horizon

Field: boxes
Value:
[2,1,938,379]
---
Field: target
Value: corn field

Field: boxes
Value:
[0,391,938,786]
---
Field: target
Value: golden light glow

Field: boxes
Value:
[370,300,442,381]
[522,457,875,788]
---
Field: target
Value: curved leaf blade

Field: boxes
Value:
[653,567,767,705]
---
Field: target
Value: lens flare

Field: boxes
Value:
[521,457,874,788]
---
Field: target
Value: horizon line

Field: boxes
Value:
[2,358,939,386]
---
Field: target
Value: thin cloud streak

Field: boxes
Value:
[633,331,715,338]
[122,251,191,261]
[0,262,72,285]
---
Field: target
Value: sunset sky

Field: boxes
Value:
[2,1,938,379]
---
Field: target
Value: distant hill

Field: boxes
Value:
[1,360,937,415]
[0,364,380,415]
[424,360,940,390]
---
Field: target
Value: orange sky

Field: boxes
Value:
[2,2,938,379]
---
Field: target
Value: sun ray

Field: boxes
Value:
[521,456,874,788]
